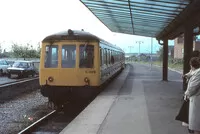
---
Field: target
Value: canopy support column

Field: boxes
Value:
[162,39,168,81]
[183,25,193,91]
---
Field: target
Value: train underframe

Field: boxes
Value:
[40,85,100,109]
[40,66,125,110]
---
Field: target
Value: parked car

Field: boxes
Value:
[6,60,15,66]
[7,61,37,78]
[0,59,11,76]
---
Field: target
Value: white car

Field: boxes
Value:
[0,59,11,76]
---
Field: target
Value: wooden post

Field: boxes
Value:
[163,39,168,81]
[183,25,193,90]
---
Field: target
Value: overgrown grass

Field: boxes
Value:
[127,60,183,72]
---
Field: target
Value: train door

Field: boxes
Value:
[59,43,77,86]
[78,42,99,86]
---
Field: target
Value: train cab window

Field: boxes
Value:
[79,44,94,68]
[62,45,76,68]
[45,45,58,68]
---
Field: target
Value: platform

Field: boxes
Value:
[60,63,188,134]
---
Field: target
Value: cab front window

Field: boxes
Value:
[45,45,58,68]
[79,44,94,68]
[62,45,76,68]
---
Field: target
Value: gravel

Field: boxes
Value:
[0,89,52,134]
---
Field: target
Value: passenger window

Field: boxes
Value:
[111,51,114,64]
[20,63,28,68]
[62,45,76,68]
[5,61,9,65]
[79,44,94,68]
[45,45,58,68]
[101,48,104,66]
[103,49,106,65]
[27,63,30,68]
[105,49,107,65]
[0,60,7,65]
[29,63,32,67]
[108,50,111,64]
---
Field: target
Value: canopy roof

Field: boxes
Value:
[80,0,200,40]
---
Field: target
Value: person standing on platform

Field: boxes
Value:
[184,57,200,134]
[176,50,200,134]
[183,50,200,81]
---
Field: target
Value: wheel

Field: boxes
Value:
[48,101,58,110]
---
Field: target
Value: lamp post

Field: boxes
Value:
[150,37,153,69]
[128,46,134,53]
[0,41,5,53]
[136,41,143,61]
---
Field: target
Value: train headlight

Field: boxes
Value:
[48,76,54,82]
[84,77,90,85]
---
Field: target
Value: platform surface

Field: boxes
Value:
[60,63,188,134]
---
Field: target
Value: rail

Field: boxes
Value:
[0,77,40,102]
[18,110,57,134]
[0,76,39,87]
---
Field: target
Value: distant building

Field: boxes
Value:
[125,53,159,61]
[174,35,200,59]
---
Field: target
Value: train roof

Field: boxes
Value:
[42,29,123,52]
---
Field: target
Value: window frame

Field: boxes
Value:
[44,45,59,68]
[79,44,95,68]
[61,44,76,68]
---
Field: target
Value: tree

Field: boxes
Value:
[11,43,24,58]
[0,41,3,54]
[11,42,40,59]
[36,42,41,58]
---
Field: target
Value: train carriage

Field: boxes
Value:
[39,29,125,107]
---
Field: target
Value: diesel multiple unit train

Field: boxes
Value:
[39,29,125,108]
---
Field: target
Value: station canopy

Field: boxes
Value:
[80,0,195,39]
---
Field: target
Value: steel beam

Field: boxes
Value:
[157,0,200,40]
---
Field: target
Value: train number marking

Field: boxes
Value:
[85,70,96,74]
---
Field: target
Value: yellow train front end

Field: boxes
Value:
[40,39,100,105]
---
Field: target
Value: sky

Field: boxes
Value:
[0,0,174,54]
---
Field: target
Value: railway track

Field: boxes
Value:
[0,76,38,87]
[17,90,100,134]
[15,68,125,134]
[0,76,40,102]
[18,110,57,134]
